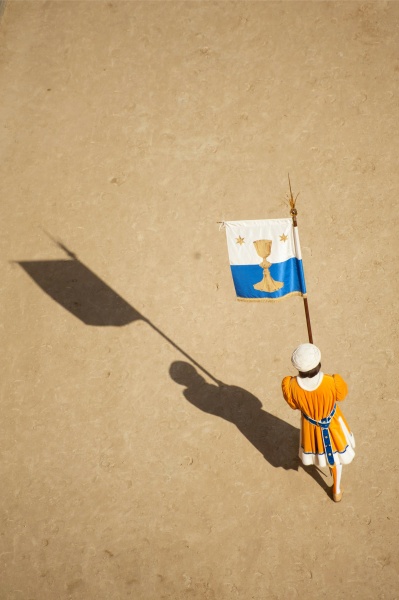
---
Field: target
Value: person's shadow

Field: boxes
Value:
[170,361,331,491]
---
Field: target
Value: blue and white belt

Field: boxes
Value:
[302,404,337,467]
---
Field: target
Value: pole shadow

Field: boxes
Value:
[170,361,331,491]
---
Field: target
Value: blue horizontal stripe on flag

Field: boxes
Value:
[230,257,307,299]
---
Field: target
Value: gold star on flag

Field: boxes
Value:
[280,233,288,242]
[236,236,245,245]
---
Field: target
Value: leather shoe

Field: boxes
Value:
[333,490,343,502]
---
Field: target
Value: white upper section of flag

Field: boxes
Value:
[223,219,300,265]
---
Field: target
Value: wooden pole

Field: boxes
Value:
[288,175,313,344]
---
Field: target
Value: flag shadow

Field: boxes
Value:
[16,240,218,383]
[170,361,331,491]
[17,256,143,327]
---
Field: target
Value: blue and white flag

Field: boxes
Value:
[223,219,307,302]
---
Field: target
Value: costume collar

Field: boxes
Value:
[296,371,324,391]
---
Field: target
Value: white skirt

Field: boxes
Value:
[299,416,356,467]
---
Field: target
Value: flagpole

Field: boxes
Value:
[288,175,313,344]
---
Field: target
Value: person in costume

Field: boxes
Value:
[282,343,355,502]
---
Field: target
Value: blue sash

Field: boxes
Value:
[302,404,337,467]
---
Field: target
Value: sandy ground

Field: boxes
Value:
[1,1,399,598]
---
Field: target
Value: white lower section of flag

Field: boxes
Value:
[223,219,307,301]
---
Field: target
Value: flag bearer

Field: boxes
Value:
[282,343,355,502]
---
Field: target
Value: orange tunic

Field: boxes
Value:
[282,374,355,466]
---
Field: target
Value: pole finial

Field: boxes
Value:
[41,228,78,260]
[288,173,299,219]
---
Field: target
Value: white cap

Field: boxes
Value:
[291,343,321,372]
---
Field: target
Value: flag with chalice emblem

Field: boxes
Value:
[222,219,307,302]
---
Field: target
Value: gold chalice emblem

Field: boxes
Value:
[253,239,284,292]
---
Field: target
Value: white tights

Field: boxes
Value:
[332,463,343,493]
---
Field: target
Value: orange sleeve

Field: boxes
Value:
[333,374,348,401]
[282,376,298,410]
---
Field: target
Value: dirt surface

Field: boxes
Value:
[1,1,398,599]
